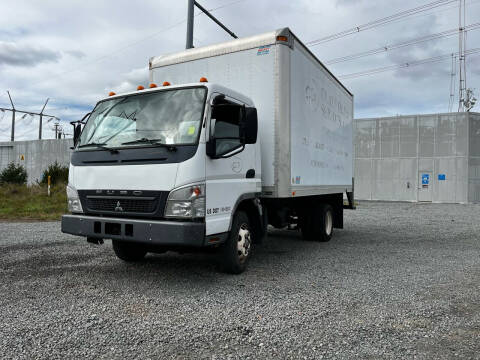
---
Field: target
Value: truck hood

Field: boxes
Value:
[71,163,178,191]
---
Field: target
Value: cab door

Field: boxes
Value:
[205,95,258,236]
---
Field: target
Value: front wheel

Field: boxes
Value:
[219,211,253,274]
[112,240,147,262]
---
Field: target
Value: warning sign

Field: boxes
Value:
[20,155,25,161]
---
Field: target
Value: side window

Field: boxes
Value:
[212,104,243,155]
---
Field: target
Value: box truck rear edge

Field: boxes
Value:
[62,27,355,274]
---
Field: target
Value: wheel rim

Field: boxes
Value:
[237,223,251,263]
[325,210,333,236]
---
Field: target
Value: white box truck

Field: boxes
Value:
[62,28,354,273]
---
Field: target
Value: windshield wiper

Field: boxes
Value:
[77,142,119,154]
[121,138,177,151]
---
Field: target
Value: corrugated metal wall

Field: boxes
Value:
[354,112,478,203]
[0,139,71,184]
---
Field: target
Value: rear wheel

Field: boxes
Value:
[219,211,252,274]
[112,240,147,262]
[301,203,334,242]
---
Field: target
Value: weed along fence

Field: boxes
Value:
[0,139,72,184]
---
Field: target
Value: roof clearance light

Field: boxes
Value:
[199,77,208,83]
[276,35,288,42]
[163,81,171,86]
[108,91,116,96]
[137,85,145,90]
[149,83,157,88]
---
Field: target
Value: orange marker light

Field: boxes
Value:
[163,81,171,86]
[199,77,208,83]
[192,186,202,197]
[276,35,288,42]
[108,91,116,96]
[137,85,145,90]
[149,83,157,88]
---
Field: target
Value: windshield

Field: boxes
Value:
[77,87,206,149]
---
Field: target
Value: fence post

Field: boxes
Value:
[48,175,51,197]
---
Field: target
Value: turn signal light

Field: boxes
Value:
[277,35,288,42]
[108,91,116,96]
[192,186,202,197]
[137,85,145,90]
[199,77,208,83]
[149,83,157,88]
[163,81,171,86]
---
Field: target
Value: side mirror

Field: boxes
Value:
[242,107,258,144]
[71,112,90,148]
[73,124,82,147]
[206,137,217,158]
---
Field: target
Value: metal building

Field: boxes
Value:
[354,112,480,203]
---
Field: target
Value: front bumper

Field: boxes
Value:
[61,214,205,247]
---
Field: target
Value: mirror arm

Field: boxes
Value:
[218,145,245,159]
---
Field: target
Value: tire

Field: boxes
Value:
[301,203,334,242]
[112,240,147,262]
[219,211,253,274]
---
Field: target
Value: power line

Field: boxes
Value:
[338,47,480,80]
[325,22,480,65]
[307,0,457,46]
[0,91,59,141]
[201,0,247,13]
[11,115,52,140]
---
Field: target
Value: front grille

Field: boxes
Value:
[87,197,157,213]
[78,190,169,219]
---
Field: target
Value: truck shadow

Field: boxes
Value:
[3,228,357,290]
[113,227,352,281]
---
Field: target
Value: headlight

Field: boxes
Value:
[165,183,205,218]
[66,184,83,214]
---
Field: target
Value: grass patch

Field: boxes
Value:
[0,183,68,221]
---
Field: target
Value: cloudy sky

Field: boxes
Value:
[0,0,479,140]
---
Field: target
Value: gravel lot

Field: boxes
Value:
[1,202,479,359]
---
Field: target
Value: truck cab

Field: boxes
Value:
[62,81,262,273]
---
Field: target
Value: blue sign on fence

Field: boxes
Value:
[438,174,446,181]
[422,174,430,185]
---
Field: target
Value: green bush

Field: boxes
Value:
[41,161,69,185]
[0,162,28,185]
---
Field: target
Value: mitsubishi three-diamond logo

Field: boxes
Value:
[115,201,123,212]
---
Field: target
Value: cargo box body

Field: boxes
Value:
[150,28,353,198]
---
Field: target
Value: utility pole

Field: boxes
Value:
[52,122,64,139]
[186,0,195,49]
[7,91,15,141]
[53,122,60,139]
[448,54,457,112]
[39,98,49,140]
[185,0,238,50]
[458,0,467,112]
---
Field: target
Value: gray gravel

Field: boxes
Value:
[1,202,480,359]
